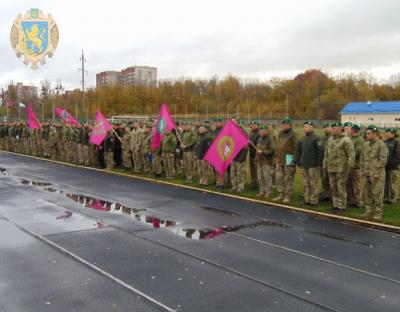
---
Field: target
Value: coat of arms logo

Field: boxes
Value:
[10,8,59,70]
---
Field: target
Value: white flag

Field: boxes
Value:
[19,103,26,108]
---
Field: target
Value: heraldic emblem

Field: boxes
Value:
[10,8,59,70]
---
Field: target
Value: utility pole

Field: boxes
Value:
[78,50,88,120]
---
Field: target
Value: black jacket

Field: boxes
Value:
[385,138,400,170]
[295,132,323,168]
[196,132,212,160]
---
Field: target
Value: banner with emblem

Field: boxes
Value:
[151,103,176,151]
[27,104,42,129]
[204,119,249,176]
[55,107,78,126]
[90,111,112,146]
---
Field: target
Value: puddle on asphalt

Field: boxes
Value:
[16,177,375,244]
[0,167,6,173]
[20,179,53,187]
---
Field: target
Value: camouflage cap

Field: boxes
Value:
[343,122,353,127]
[385,128,397,134]
[281,116,293,124]
[322,122,331,128]
[303,121,315,126]
[366,124,379,132]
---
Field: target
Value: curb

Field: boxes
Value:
[2,150,400,234]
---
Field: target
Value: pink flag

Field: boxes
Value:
[151,103,176,150]
[27,105,42,129]
[55,107,78,126]
[204,119,249,176]
[90,110,112,146]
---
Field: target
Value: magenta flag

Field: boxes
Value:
[90,111,113,146]
[151,103,176,150]
[27,105,42,129]
[204,119,249,176]
[55,107,78,126]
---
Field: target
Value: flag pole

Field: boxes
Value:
[111,127,122,143]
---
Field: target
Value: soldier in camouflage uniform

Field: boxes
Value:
[161,131,177,179]
[181,122,198,183]
[211,118,226,188]
[130,122,144,173]
[347,124,365,208]
[42,122,50,157]
[295,121,323,206]
[384,128,400,204]
[343,122,352,137]
[323,122,355,211]
[273,117,297,204]
[82,123,91,166]
[196,126,212,185]
[121,124,132,170]
[62,126,72,161]
[364,125,389,221]
[320,122,332,201]
[255,126,275,198]
[268,124,278,188]
[49,124,58,160]
[8,123,16,152]
[230,121,248,193]
[249,120,260,189]
[22,123,31,155]
[141,125,153,174]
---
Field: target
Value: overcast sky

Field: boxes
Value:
[2,0,400,90]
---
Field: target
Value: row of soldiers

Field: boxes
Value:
[0,118,399,220]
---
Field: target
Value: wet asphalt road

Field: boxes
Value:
[0,151,400,312]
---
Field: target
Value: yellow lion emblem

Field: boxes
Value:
[21,24,46,55]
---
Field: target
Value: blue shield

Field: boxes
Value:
[21,21,49,55]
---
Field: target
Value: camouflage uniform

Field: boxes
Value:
[76,127,84,165]
[320,133,331,201]
[63,127,72,161]
[121,128,132,169]
[364,138,388,219]
[141,131,153,174]
[181,128,198,183]
[348,134,365,207]
[82,126,91,166]
[256,134,274,198]
[22,125,31,155]
[323,133,355,210]
[384,137,400,204]
[274,128,297,202]
[161,133,177,179]
[249,126,260,188]
[49,126,58,160]
[131,128,144,173]
[231,146,248,193]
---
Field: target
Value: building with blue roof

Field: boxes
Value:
[339,101,400,127]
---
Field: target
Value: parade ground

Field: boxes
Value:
[1,151,400,312]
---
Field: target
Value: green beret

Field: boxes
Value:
[343,122,353,127]
[216,117,224,122]
[322,122,331,128]
[303,121,315,126]
[331,121,342,127]
[281,116,293,124]
[249,119,259,125]
[366,124,379,132]
[385,128,397,134]
[351,123,361,131]
[259,125,268,130]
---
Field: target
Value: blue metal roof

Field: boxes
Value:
[340,101,400,114]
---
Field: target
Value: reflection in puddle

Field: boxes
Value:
[20,179,53,187]
[56,211,73,220]
[64,193,177,230]
[0,167,6,173]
